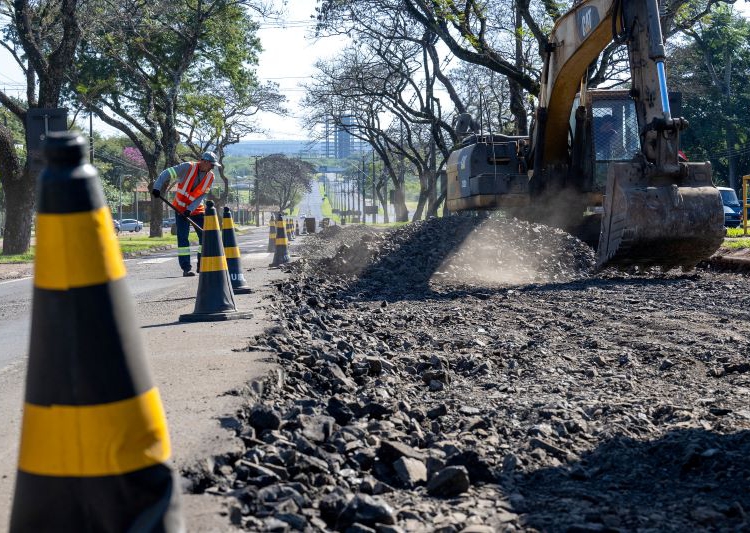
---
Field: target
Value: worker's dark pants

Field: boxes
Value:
[176,213,204,273]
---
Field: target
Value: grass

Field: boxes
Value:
[723,238,750,250]
[726,227,750,238]
[319,184,340,223]
[0,249,35,263]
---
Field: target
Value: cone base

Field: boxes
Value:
[178,311,254,323]
[232,286,253,294]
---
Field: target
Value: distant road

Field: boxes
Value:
[298,180,325,225]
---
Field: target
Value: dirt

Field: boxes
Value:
[0,263,33,281]
[189,217,750,532]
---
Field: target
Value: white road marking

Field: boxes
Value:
[0,276,32,286]
[140,258,172,264]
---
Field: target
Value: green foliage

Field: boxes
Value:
[257,154,316,212]
[0,109,24,145]
[671,6,750,186]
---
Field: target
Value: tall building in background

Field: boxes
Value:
[335,115,354,159]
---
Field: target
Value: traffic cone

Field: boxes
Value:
[180,201,253,322]
[270,213,290,267]
[267,214,276,253]
[10,132,182,532]
[286,217,295,241]
[221,206,252,295]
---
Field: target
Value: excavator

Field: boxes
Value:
[446,0,725,270]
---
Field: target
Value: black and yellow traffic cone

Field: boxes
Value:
[286,217,294,241]
[10,132,182,532]
[179,201,253,322]
[270,212,290,267]
[267,214,276,253]
[221,206,252,295]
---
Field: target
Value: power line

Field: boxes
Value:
[95,151,149,173]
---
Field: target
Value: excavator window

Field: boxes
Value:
[592,99,639,187]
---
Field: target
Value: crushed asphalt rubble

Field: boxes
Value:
[184,216,750,532]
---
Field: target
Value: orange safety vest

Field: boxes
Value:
[174,163,214,215]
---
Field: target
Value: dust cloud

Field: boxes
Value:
[431,216,593,287]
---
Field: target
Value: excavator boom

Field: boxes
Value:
[446,0,724,271]
[536,0,724,269]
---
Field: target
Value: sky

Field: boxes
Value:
[0,0,748,142]
[249,0,347,140]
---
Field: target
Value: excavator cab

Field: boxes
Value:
[590,94,640,185]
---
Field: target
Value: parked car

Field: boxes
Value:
[717,187,742,228]
[162,218,176,229]
[118,218,143,232]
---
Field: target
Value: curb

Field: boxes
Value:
[706,254,750,272]
[122,244,176,259]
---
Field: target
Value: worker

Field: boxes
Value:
[151,152,220,276]
[594,114,621,160]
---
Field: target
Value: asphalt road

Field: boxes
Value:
[0,226,287,531]
[298,181,324,222]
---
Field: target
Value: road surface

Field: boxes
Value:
[0,227,288,531]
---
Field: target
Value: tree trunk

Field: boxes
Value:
[2,172,35,254]
[429,189,445,218]
[0,125,31,254]
[413,171,428,221]
[147,166,162,238]
[426,140,438,215]
[393,184,408,222]
[510,2,528,135]
[413,192,427,221]
[726,123,739,191]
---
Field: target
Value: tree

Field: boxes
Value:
[257,154,315,213]
[307,7,462,220]
[179,80,286,204]
[72,0,268,236]
[672,5,750,190]
[0,0,81,254]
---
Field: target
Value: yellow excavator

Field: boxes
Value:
[446,0,724,270]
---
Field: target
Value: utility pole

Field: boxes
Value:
[384,171,389,224]
[371,151,376,224]
[361,155,365,224]
[235,176,240,222]
[118,174,123,222]
[254,157,260,227]
[89,111,94,164]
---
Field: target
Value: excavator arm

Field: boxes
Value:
[529,0,724,270]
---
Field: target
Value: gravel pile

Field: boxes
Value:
[186,217,750,532]
[294,217,595,300]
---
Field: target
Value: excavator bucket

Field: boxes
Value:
[597,160,725,270]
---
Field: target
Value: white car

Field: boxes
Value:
[118,219,143,232]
